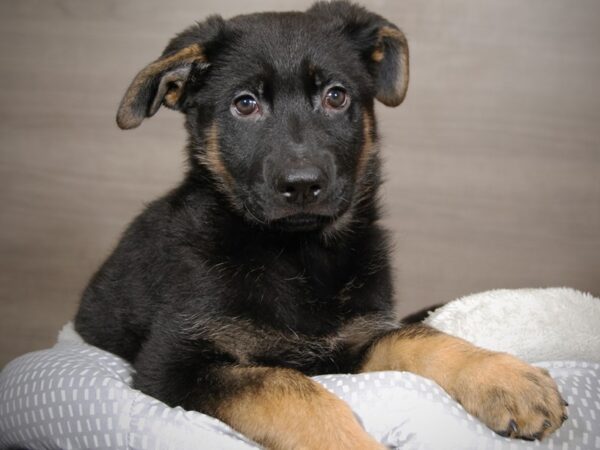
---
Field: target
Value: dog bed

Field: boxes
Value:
[1,287,599,450]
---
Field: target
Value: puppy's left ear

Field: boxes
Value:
[308,1,409,107]
[368,25,409,107]
[116,44,206,129]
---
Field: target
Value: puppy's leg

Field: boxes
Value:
[134,341,383,450]
[186,365,384,450]
[360,324,567,440]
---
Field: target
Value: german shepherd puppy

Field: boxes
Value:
[75,2,567,448]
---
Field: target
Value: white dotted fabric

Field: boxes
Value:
[318,362,600,450]
[0,341,258,450]
[1,339,598,449]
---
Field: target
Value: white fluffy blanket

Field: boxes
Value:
[1,288,599,450]
[425,287,600,363]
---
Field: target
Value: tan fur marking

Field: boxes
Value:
[361,325,567,439]
[133,44,204,96]
[198,122,236,196]
[356,110,376,183]
[361,325,477,382]
[371,48,385,62]
[374,26,409,106]
[215,367,384,450]
[117,44,205,129]
[378,26,406,41]
[164,88,181,107]
[321,111,376,241]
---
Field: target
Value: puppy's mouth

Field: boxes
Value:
[271,213,333,232]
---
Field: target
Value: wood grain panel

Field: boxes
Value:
[1,0,599,366]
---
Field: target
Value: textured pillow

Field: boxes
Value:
[425,287,600,363]
[1,288,599,450]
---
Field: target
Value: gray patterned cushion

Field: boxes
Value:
[2,287,599,449]
[1,338,599,449]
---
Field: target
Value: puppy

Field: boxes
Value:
[75,2,567,448]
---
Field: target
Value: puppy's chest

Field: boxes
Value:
[203,240,391,372]
[209,312,394,375]
[218,248,358,334]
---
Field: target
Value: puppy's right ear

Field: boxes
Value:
[116,17,225,130]
[116,44,205,129]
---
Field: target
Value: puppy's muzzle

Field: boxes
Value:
[262,152,339,227]
[275,165,327,207]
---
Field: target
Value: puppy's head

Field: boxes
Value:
[117,1,408,232]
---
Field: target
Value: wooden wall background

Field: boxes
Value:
[1,0,599,367]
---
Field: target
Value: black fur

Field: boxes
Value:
[75,1,408,411]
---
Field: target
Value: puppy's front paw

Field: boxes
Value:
[453,353,568,441]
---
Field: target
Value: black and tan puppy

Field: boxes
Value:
[75,2,567,448]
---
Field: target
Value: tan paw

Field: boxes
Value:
[452,352,568,441]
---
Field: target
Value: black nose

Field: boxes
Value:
[276,166,326,205]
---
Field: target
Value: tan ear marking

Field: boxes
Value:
[116,44,205,130]
[378,26,406,41]
[371,48,385,63]
[164,80,184,107]
[148,66,192,116]
[374,26,409,107]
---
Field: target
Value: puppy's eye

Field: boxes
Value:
[323,87,348,110]
[233,95,259,116]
